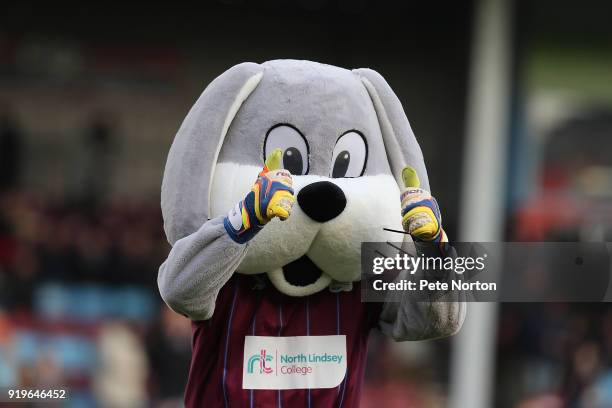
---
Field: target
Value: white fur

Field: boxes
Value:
[210,162,403,295]
[308,175,402,282]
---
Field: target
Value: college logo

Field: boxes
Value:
[247,349,274,374]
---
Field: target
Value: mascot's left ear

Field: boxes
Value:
[352,68,431,193]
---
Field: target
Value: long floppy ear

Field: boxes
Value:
[352,68,430,192]
[161,62,263,245]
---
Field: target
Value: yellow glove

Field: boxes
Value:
[253,149,295,222]
[400,166,447,243]
[224,149,295,243]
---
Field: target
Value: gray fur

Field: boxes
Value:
[158,216,247,320]
[353,68,430,191]
[379,253,466,341]
[161,62,263,245]
[219,60,391,177]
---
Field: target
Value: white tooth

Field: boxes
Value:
[267,268,332,297]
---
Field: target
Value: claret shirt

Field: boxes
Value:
[185,274,382,407]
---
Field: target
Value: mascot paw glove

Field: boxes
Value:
[224,148,295,243]
[400,166,447,243]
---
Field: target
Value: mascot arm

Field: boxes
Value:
[378,247,466,341]
[158,150,294,320]
[378,166,466,341]
[158,216,248,320]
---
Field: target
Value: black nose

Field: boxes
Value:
[297,181,346,222]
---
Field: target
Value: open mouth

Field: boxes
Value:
[282,255,324,286]
[267,254,333,296]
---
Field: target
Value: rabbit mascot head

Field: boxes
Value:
[161,59,429,297]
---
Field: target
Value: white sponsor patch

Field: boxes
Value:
[242,335,346,390]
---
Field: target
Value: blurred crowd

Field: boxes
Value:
[0,114,192,407]
[498,109,612,407]
[499,304,612,408]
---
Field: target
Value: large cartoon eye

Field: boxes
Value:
[331,131,367,178]
[263,124,309,175]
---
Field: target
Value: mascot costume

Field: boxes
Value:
[158,60,465,407]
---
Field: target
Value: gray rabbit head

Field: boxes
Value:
[161,60,429,296]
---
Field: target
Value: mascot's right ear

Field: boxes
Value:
[352,68,430,193]
[161,62,263,245]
